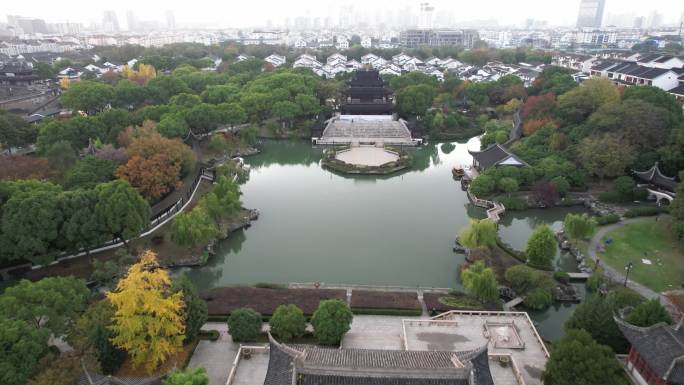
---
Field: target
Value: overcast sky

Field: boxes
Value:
[2,0,683,28]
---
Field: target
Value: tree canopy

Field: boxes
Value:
[460,260,499,304]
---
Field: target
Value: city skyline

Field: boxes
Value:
[2,0,683,29]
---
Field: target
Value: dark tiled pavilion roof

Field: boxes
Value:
[468,144,528,171]
[263,334,494,385]
[616,318,684,384]
[633,162,679,192]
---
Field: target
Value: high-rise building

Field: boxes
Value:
[418,2,434,29]
[126,10,137,31]
[399,29,479,49]
[646,11,663,29]
[576,0,606,29]
[166,10,175,30]
[102,10,120,32]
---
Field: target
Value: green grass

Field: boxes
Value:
[600,218,684,293]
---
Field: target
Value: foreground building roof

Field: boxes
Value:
[264,334,494,385]
[616,318,684,384]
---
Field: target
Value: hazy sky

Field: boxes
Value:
[2,0,683,28]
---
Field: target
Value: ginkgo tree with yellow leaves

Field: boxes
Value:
[107,250,185,373]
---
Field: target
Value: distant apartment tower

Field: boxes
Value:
[166,10,176,30]
[8,16,48,34]
[126,11,137,31]
[418,2,434,29]
[576,0,606,29]
[102,10,120,32]
[399,29,478,49]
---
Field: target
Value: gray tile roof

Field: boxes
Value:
[468,144,527,171]
[264,335,494,385]
[616,318,684,384]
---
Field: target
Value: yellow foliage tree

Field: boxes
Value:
[107,250,185,373]
[59,77,71,89]
[122,63,157,85]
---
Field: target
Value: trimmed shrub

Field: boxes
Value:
[624,207,669,218]
[553,271,570,282]
[270,304,306,342]
[595,214,620,226]
[311,300,353,345]
[198,330,220,341]
[523,288,553,310]
[227,308,262,342]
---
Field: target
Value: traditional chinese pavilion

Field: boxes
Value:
[616,317,684,385]
[633,162,679,192]
[340,70,394,115]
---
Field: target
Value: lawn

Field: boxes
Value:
[600,218,684,293]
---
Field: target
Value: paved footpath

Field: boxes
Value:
[587,217,661,300]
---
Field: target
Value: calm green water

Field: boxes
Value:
[183,139,584,340]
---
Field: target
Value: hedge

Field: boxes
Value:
[201,287,346,316]
[624,207,669,218]
[350,290,421,311]
[351,308,423,316]
[198,330,220,341]
[595,214,620,226]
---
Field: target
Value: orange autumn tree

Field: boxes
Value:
[122,63,157,85]
[107,251,185,373]
[115,125,195,200]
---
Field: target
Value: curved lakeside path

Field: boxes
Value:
[587,217,661,300]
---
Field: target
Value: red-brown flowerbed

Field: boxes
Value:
[200,287,346,316]
[350,290,421,310]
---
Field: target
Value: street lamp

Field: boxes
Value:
[624,262,634,287]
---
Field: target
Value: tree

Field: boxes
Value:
[542,329,628,385]
[270,304,306,342]
[94,180,150,246]
[0,109,36,152]
[0,277,89,336]
[532,179,559,207]
[202,84,240,104]
[217,103,247,128]
[613,176,636,202]
[469,174,496,196]
[171,208,218,249]
[294,93,320,116]
[565,294,628,353]
[557,79,620,124]
[147,76,192,104]
[60,189,106,256]
[164,367,209,385]
[68,300,126,374]
[311,299,353,345]
[626,299,673,327]
[126,131,195,175]
[563,213,596,247]
[396,84,435,116]
[460,260,499,304]
[272,101,301,128]
[0,189,63,264]
[227,308,262,342]
[185,103,222,135]
[0,155,52,180]
[63,156,117,189]
[578,134,636,182]
[550,176,570,197]
[173,275,208,342]
[671,171,684,240]
[504,265,554,294]
[525,225,556,269]
[169,93,202,108]
[107,251,185,373]
[116,154,182,200]
[521,93,556,120]
[498,177,519,197]
[114,79,147,109]
[587,99,671,152]
[60,80,114,114]
[0,317,49,385]
[458,219,498,250]
[157,113,190,138]
[523,288,552,310]
[45,140,77,177]
[622,85,682,126]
